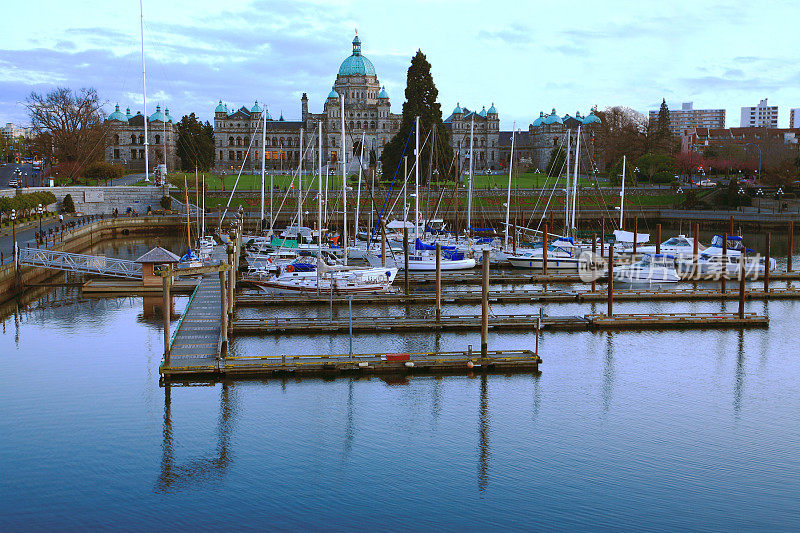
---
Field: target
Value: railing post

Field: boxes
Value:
[591,233,596,293]
[738,257,746,319]
[162,274,171,366]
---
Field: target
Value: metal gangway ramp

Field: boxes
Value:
[18,247,143,279]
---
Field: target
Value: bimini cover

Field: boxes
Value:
[613,230,650,244]
[180,249,200,262]
[553,236,576,247]
[415,238,455,251]
[387,220,416,229]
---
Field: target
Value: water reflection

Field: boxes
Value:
[602,333,615,413]
[734,329,745,420]
[157,381,236,493]
[478,373,490,493]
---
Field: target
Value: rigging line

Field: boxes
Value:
[218,128,259,229]
[368,125,415,246]
[524,132,570,230]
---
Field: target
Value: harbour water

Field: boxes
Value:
[2,238,800,530]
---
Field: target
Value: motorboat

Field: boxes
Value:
[365,239,476,270]
[677,235,776,277]
[249,263,398,294]
[507,237,583,271]
[613,253,680,284]
[631,234,702,258]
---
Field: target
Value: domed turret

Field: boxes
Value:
[582,108,601,125]
[125,107,133,120]
[378,86,389,99]
[109,104,127,122]
[532,111,545,127]
[215,100,227,113]
[487,103,497,115]
[338,34,377,76]
[453,102,463,114]
[543,109,563,125]
[479,106,487,117]
[148,105,167,122]
[165,108,173,123]
[327,86,340,100]
[263,106,272,121]
[251,100,262,113]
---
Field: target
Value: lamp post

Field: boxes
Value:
[756,188,764,213]
[38,203,43,245]
[776,188,784,214]
[11,209,16,262]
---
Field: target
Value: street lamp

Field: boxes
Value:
[37,203,43,235]
[776,188,784,213]
[756,188,764,213]
[11,209,16,261]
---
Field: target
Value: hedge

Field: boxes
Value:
[0,191,58,221]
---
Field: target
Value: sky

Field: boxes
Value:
[2,0,799,130]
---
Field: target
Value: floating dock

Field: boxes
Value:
[167,274,224,366]
[160,349,541,380]
[236,286,800,307]
[82,278,200,294]
[586,312,769,329]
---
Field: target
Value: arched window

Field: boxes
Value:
[331,138,337,147]
[272,138,277,147]
[155,134,161,145]
[350,121,354,130]
[130,134,136,145]
[229,136,234,146]
[356,121,361,129]
[114,134,120,144]
[138,134,144,144]
[279,137,285,146]
[243,136,249,146]
[370,121,376,129]
[236,137,242,146]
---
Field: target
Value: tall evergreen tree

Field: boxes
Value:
[379,50,453,183]
[657,98,671,138]
[176,113,215,171]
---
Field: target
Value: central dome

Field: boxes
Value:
[338,35,376,76]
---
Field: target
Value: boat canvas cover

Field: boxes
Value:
[270,236,298,248]
[415,238,456,251]
[613,230,650,244]
[387,220,417,229]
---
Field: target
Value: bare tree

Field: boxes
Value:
[25,87,109,183]
[594,106,648,171]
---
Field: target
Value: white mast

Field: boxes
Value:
[324,166,329,226]
[195,167,199,239]
[505,123,515,248]
[260,103,266,229]
[163,119,167,174]
[139,0,149,182]
[298,128,303,228]
[620,154,626,228]
[467,114,474,240]
[571,125,581,232]
[317,122,323,295]
[564,129,571,232]
[415,116,420,242]
[355,132,365,240]
[201,174,205,238]
[341,94,347,265]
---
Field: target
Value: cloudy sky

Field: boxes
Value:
[2,0,798,129]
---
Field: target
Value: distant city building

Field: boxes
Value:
[790,108,800,129]
[648,102,725,136]
[681,126,800,154]
[740,98,778,128]
[443,103,500,172]
[213,34,402,174]
[498,108,602,173]
[105,104,179,171]
[1,122,32,140]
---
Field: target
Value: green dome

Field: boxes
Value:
[215,100,227,113]
[109,104,127,122]
[478,106,487,117]
[378,86,389,99]
[251,100,262,113]
[263,106,272,120]
[125,107,133,120]
[148,105,167,123]
[582,110,601,124]
[453,102,462,114]
[531,111,545,127]
[543,109,563,125]
[338,35,376,76]
[328,86,340,99]
[165,108,173,123]
[487,103,497,115]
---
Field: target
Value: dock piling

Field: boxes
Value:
[656,224,661,255]
[435,243,441,323]
[591,233,596,293]
[600,217,605,258]
[764,232,771,292]
[721,232,727,294]
[513,217,517,255]
[543,223,549,275]
[403,228,409,296]
[227,246,234,316]
[607,239,614,316]
[789,221,794,272]
[381,219,386,267]
[162,275,171,365]
[738,256,746,319]
[481,249,489,358]
[633,217,638,257]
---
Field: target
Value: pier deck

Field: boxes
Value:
[167,274,224,369]
[160,349,541,380]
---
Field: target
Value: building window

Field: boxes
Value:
[114,149,120,159]
[331,151,337,163]
[155,134,161,145]
[229,150,234,160]
[237,151,242,160]
[130,149,136,159]
[138,135,144,144]
[130,134,137,145]
[229,136,234,146]
[236,137,242,146]
[244,136,249,146]
[114,134,120,144]
[139,149,145,159]
[220,150,223,161]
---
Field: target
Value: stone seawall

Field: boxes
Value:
[0,186,168,215]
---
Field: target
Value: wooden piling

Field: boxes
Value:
[227,246,234,315]
[729,215,734,235]
[693,223,700,269]
[738,257,746,319]
[435,244,441,323]
[591,233,597,293]
[600,217,605,258]
[162,275,171,365]
[633,217,638,256]
[381,219,386,267]
[788,221,794,272]
[721,232,727,294]
[764,232,770,292]
[455,208,459,243]
[403,228,409,296]
[219,270,228,345]
[542,223,549,275]
[656,224,661,255]
[481,249,490,358]
[607,239,614,316]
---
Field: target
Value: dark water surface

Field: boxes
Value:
[2,239,800,531]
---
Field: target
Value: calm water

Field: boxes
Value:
[2,239,800,530]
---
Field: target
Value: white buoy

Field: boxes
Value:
[467,361,474,369]
[404,362,415,368]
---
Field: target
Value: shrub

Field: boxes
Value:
[84,161,125,182]
[62,194,76,213]
[160,195,172,210]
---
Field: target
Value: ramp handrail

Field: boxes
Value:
[18,247,143,279]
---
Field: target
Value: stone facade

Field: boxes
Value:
[443,104,500,172]
[105,104,179,172]
[1,186,167,215]
[213,35,402,174]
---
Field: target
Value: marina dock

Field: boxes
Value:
[167,274,226,367]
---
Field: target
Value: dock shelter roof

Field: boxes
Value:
[135,247,181,263]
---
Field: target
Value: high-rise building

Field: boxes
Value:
[740,98,778,128]
[647,102,725,136]
[790,108,800,129]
